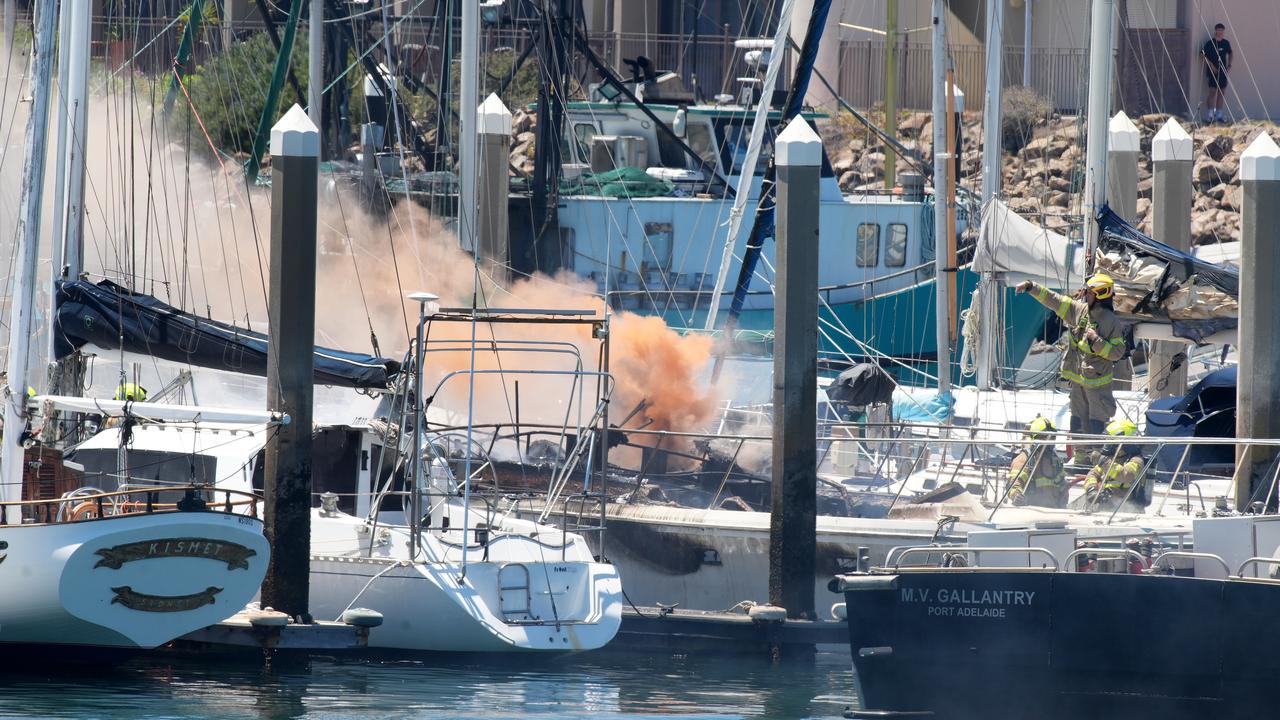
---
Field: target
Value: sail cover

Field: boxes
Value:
[972,198,1084,289]
[54,280,399,389]
[1094,206,1238,341]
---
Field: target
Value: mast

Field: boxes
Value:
[974,0,1004,389]
[48,0,74,361]
[883,0,897,189]
[1083,0,1115,265]
[47,0,90,399]
[308,0,323,132]
[245,0,305,183]
[930,0,951,396]
[3,0,57,518]
[1023,0,1033,88]
[703,0,797,332]
[530,0,571,260]
[60,0,89,286]
[459,0,479,577]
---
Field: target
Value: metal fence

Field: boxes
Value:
[89,16,1096,114]
[836,40,1090,114]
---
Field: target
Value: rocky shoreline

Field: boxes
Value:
[824,111,1278,246]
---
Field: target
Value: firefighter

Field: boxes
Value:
[1016,274,1127,459]
[1075,419,1147,511]
[1008,416,1068,508]
[114,382,148,402]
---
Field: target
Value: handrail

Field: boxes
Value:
[1065,547,1147,571]
[890,545,1060,571]
[1148,551,1229,576]
[0,484,263,525]
[1235,556,1280,578]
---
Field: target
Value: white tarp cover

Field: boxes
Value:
[973,198,1084,289]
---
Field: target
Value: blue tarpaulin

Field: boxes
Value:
[54,280,398,389]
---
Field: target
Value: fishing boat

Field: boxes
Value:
[497,0,1049,374]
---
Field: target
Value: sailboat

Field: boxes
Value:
[36,0,622,652]
[0,0,270,651]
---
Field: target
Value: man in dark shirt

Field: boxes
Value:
[1202,23,1232,123]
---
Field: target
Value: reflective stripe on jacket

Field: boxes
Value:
[1084,456,1142,491]
[1029,282,1125,388]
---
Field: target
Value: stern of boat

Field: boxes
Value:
[2,510,270,648]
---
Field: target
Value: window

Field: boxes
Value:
[714,119,773,175]
[856,223,880,267]
[65,449,220,491]
[572,123,597,162]
[885,223,908,267]
[686,122,719,171]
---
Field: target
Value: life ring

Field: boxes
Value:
[69,501,100,521]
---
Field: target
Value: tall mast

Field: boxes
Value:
[48,0,74,364]
[974,0,1004,389]
[930,0,951,396]
[1083,0,1115,265]
[458,0,480,577]
[60,0,90,284]
[883,0,898,189]
[3,0,57,517]
[308,0,323,132]
[47,0,90,401]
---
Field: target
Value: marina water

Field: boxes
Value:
[0,652,857,719]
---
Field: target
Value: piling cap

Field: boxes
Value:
[775,116,822,167]
[270,104,320,158]
[478,92,513,136]
[1152,118,1192,163]
[1107,111,1140,153]
[1241,132,1280,181]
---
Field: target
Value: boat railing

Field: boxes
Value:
[1145,550,1230,576]
[1,484,261,525]
[1065,547,1149,572]
[342,486,598,556]
[1233,557,1280,579]
[886,544,1060,572]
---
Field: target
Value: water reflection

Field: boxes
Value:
[0,651,856,720]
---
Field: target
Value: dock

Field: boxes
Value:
[608,605,848,658]
[168,608,382,656]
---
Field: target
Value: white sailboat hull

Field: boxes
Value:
[307,509,622,652]
[0,511,269,648]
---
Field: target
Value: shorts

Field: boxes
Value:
[1207,71,1228,90]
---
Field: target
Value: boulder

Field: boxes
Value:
[1195,160,1228,185]
[1204,134,1233,162]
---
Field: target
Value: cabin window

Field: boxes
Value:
[885,223,908,267]
[856,223,880,267]
[715,119,773,176]
[655,129,685,168]
[65,448,220,492]
[572,123,597,162]
[686,122,718,171]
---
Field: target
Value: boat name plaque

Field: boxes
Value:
[95,538,256,570]
[900,587,1037,619]
[110,585,223,612]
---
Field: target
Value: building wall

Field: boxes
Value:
[1186,0,1280,121]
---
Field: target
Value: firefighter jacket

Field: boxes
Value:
[1026,282,1127,389]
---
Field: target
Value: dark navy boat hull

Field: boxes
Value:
[842,571,1279,719]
